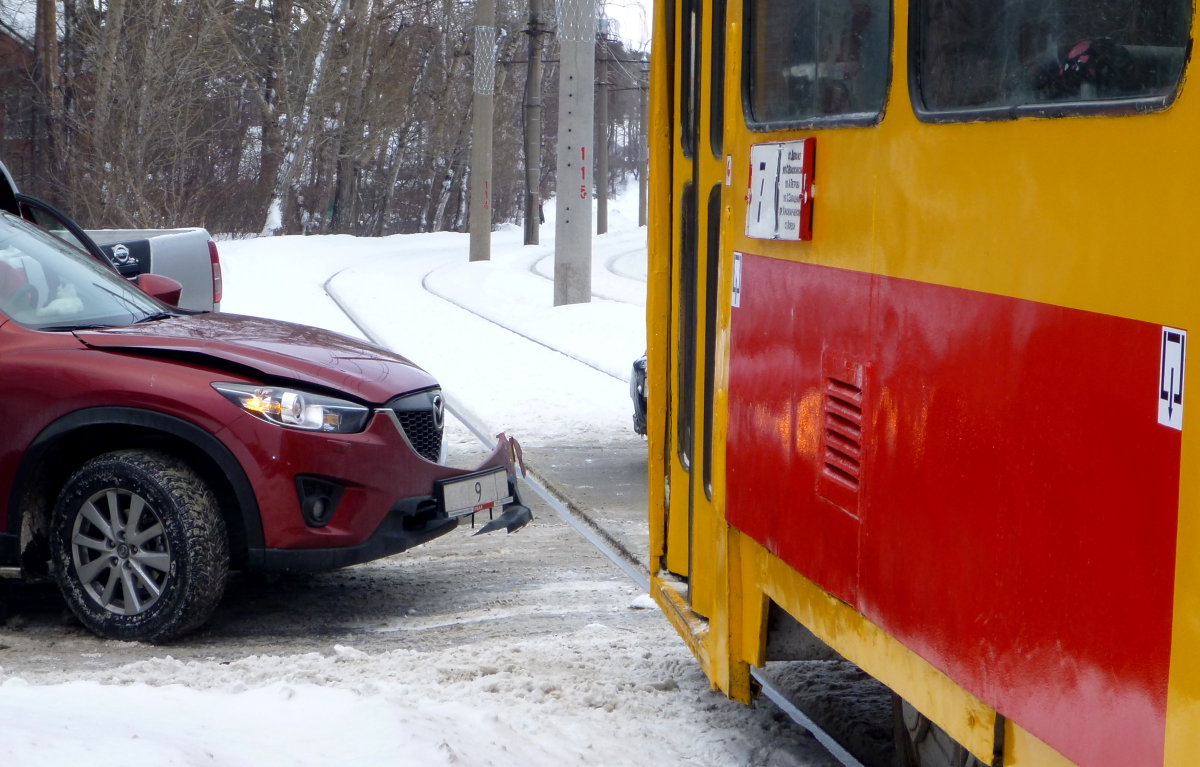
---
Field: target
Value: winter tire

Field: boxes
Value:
[50,449,229,642]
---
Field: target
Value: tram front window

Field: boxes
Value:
[746,0,892,126]
[915,0,1190,114]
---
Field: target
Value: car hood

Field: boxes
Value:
[74,312,437,404]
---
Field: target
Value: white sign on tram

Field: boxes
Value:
[745,138,815,242]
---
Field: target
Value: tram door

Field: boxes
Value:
[663,0,727,622]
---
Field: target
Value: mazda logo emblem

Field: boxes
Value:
[431,393,444,429]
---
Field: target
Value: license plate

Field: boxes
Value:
[438,467,512,518]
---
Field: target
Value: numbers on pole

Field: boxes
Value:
[579,147,589,199]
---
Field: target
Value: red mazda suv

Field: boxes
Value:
[0,209,529,642]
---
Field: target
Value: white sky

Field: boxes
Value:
[0,0,34,40]
[601,0,653,50]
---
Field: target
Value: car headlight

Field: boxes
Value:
[212,383,371,433]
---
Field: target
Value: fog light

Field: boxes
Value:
[296,476,344,527]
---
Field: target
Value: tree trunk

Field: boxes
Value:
[522,0,545,245]
[33,0,63,197]
[331,0,374,233]
[261,0,347,236]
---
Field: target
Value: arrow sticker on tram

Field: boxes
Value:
[732,252,743,308]
[1159,326,1186,430]
[746,144,779,240]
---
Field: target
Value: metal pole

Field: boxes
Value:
[554,0,596,305]
[523,0,546,245]
[469,0,497,262]
[595,33,609,235]
[638,68,648,228]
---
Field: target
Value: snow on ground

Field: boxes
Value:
[1,193,835,766]
[0,622,799,767]
[221,196,648,448]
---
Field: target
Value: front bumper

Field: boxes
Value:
[245,433,528,572]
[218,402,528,571]
[631,355,647,436]
[245,495,460,572]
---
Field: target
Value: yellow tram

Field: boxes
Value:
[645,1,1197,764]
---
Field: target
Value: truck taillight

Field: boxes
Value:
[208,239,223,305]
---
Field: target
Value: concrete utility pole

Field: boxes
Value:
[595,22,610,235]
[638,64,649,228]
[469,0,497,262]
[522,0,546,246]
[554,0,596,305]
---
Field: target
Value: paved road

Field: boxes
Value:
[521,439,895,767]
[521,444,650,576]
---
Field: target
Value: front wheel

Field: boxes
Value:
[50,449,229,642]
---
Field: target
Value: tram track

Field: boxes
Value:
[528,242,649,304]
[410,268,632,384]
[328,265,868,767]
[451,398,868,767]
[445,398,649,589]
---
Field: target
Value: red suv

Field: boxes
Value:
[0,209,529,642]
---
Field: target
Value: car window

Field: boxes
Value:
[0,212,162,330]
[19,200,93,254]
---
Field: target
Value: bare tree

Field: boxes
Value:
[261,0,346,235]
[0,0,648,237]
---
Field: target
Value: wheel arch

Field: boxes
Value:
[8,406,261,574]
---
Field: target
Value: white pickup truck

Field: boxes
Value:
[0,162,221,312]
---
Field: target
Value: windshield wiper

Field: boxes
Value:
[133,311,176,324]
[39,323,118,332]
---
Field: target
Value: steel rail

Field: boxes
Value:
[754,671,868,767]
[442,399,649,590]
[329,274,866,767]
[452,404,865,767]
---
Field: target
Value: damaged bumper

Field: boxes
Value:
[247,433,531,573]
[443,434,533,536]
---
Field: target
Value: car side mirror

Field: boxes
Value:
[135,273,183,306]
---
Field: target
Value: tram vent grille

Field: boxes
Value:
[821,377,864,493]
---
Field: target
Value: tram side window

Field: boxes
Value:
[914,0,1190,116]
[746,0,892,126]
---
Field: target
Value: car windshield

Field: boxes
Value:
[0,212,165,331]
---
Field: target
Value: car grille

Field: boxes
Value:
[395,410,442,461]
[387,389,444,462]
